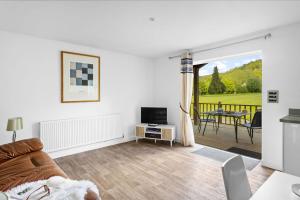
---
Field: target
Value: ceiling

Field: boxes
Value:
[0,1,300,58]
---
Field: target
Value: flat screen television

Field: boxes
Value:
[141,107,167,125]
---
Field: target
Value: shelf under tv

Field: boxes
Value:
[135,123,176,147]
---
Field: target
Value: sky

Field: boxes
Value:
[199,53,262,76]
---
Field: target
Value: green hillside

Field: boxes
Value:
[199,59,262,94]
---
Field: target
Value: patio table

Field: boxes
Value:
[202,110,247,143]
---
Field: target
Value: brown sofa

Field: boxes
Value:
[0,138,99,200]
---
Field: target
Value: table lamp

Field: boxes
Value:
[6,117,23,142]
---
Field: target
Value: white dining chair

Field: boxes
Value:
[221,155,252,200]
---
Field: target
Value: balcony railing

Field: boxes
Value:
[191,102,261,125]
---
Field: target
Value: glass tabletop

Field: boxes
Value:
[204,110,247,117]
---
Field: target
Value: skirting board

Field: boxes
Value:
[48,137,136,159]
[175,137,182,143]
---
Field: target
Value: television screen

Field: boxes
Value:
[141,107,167,125]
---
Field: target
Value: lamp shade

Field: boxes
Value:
[6,117,23,131]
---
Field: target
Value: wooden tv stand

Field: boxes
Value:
[135,123,176,147]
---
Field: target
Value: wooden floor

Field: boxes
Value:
[194,123,261,153]
[56,141,272,200]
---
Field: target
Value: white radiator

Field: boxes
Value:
[40,114,123,153]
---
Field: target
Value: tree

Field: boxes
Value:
[223,78,235,94]
[246,78,261,93]
[236,83,248,93]
[199,80,208,95]
[208,66,226,94]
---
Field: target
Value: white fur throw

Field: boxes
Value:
[5,176,99,200]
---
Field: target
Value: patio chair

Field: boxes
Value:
[241,110,262,144]
[194,107,217,135]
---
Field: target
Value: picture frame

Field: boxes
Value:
[61,51,100,103]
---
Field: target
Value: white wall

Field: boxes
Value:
[0,30,154,145]
[153,22,300,170]
[153,57,181,142]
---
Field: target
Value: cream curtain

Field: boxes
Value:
[180,52,195,146]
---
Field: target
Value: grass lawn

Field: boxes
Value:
[198,93,261,105]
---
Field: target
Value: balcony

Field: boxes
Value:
[191,102,262,155]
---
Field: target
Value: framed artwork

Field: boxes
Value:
[61,51,100,103]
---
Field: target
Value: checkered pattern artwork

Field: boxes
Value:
[70,62,93,86]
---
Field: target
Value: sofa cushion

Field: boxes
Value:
[0,151,66,191]
[0,138,43,165]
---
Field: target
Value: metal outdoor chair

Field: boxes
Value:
[194,107,218,135]
[241,110,262,144]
